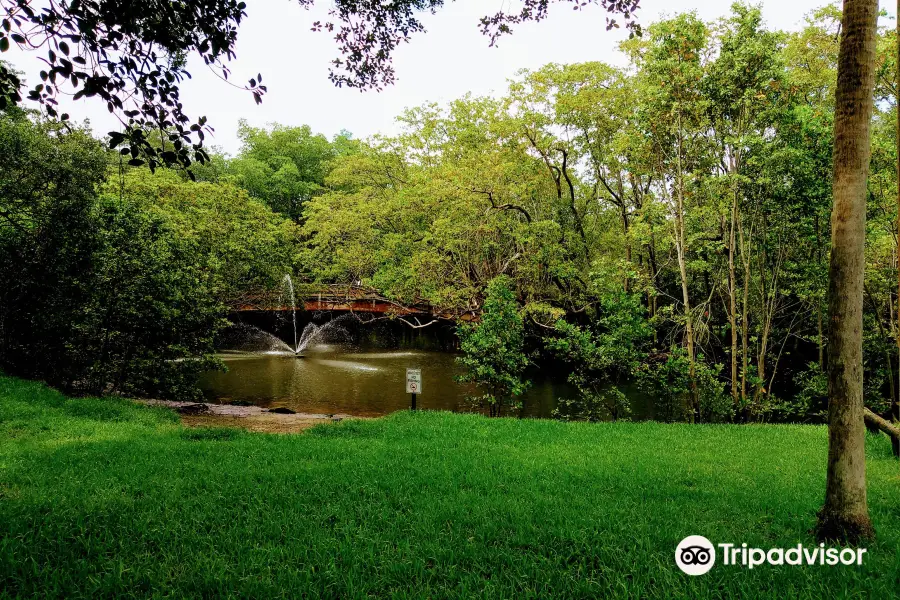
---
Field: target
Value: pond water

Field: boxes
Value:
[199,346,568,418]
[200,316,656,420]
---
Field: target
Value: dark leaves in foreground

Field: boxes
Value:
[0,0,640,171]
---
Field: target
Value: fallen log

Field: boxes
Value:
[863,408,900,440]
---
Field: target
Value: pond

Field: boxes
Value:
[199,346,567,418]
[199,316,656,420]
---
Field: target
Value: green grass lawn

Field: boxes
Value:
[1,375,898,598]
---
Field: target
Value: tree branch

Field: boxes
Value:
[472,189,532,223]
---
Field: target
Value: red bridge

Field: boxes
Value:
[232,284,477,322]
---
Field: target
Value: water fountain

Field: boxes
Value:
[217,322,295,354]
[280,275,350,356]
[280,274,300,353]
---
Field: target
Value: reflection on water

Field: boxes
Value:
[199,347,568,418]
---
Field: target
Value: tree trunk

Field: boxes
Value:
[894,0,900,458]
[647,236,659,344]
[817,301,825,369]
[754,243,782,415]
[815,215,826,370]
[738,217,752,407]
[673,119,697,420]
[618,173,632,293]
[646,226,659,344]
[728,159,740,408]
[864,407,900,439]
[816,0,877,543]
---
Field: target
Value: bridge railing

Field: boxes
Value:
[231,283,478,322]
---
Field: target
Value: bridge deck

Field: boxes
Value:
[233,285,476,321]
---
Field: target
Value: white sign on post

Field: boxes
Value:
[406,368,422,394]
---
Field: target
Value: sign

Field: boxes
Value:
[406,368,422,394]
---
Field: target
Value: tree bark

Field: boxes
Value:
[647,228,659,344]
[738,217,752,407]
[672,118,697,420]
[617,172,631,292]
[728,157,740,408]
[864,407,900,440]
[816,0,877,543]
[729,202,739,406]
[817,301,825,369]
[894,0,900,458]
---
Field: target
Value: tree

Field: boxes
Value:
[0,112,224,399]
[227,121,347,223]
[0,106,315,399]
[457,275,530,417]
[76,195,226,399]
[0,111,108,385]
[293,5,900,433]
[106,168,298,307]
[632,12,711,421]
[0,0,639,171]
[895,0,900,458]
[704,3,783,411]
[509,61,654,301]
[301,96,577,315]
[780,5,839,406]
[816,0,878,543]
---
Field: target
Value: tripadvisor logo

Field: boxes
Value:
[676,535,716,575]
[675,536,867,576]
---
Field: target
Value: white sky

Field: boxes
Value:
[4,1,892,155]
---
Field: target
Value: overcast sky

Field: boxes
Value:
[4,1,891,155]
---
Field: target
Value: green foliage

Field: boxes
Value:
[299,96,582,313]
[636,349,732,423]
[5,3,900,422]
[105,169,297,306]
[290,3,900,425]
[773,362,828,422]
[0,1,636,169]
[553,383,632,423]
[71,195,226,399]
[0,114,106,387]
[227,121,351,222]
[0,113,294,399]
[544,292,650,421]
[456,276,530,416]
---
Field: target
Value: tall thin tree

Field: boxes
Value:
[894,0,900,458]
[816,0,878,542]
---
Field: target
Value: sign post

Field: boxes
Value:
[406,368,422,410]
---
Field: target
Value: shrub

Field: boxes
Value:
[635,348,732,423]
[544,292,650,422]
[457,276,530,417]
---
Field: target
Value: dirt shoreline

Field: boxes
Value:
[139,399,363,434]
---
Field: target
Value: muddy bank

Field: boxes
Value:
[139,399,363,434]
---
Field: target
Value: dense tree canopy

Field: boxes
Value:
[1,0,895,556]
[227,121,353,223]
[292,3,900,425]
[0,109,295,399]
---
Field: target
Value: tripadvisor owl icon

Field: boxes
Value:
[676,535,716,575]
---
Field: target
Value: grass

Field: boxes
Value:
[0,375,898,598]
